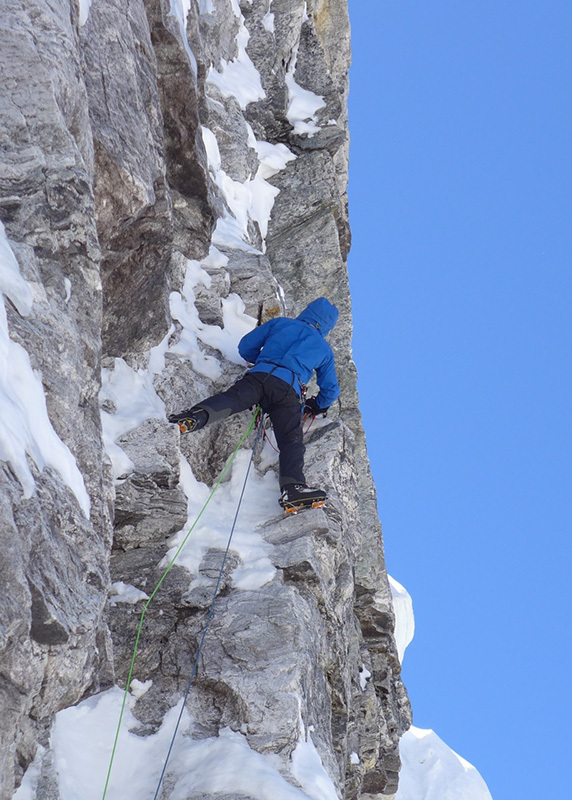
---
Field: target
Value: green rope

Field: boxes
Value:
[101,409,260,800]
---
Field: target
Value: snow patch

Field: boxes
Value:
[291,725,338,800]
[170,257,256,366]
[45,687,332,800]
[0,223,90,516]
[396,727,493,800]
[78,0,92,26]
[358,664,371,691]
[202,125,295,247]
[165,451,278,591]
[206,16,265,110]
[285,43,325,137]
[388,574,415,663]
[109,582,149,606]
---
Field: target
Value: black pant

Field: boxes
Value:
[197,373,305,488]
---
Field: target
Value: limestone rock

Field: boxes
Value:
[1,1,411,797]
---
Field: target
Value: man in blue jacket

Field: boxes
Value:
[168,298,340,509]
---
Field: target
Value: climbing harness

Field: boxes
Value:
[101,409,263,800]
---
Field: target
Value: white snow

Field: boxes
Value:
[13,745,44,799]
[396,727,493,800]
[164,450,278,592]
[388,574,415,663]
[285,43,325,137]
[197,0,215,13]
[202,126,295,247]
[358,664,371,691]
[291,725,338,800]
[100,346,169,481]
[45,686,335,800]
[0,223,90,516]
[350,751,360,765]
[206,17,265,110]
[390,579,493,799]
[129,679,153,700]
[262,11,275,33]
[78,0,92,26]
[109,582,149,606]
[170,257,257,366]
[169,0,198,74]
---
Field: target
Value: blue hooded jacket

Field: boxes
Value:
[238,298,340,409]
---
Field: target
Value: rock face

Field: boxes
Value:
[0,1,411,799]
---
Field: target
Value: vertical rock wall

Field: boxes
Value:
[0,1,411,798]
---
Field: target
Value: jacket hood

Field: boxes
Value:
[297,297,339,336]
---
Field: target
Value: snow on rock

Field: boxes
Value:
[391,578,492,798]
[47,687,333,800]
[285,43,326,137]
[388,575,415,663]
[164,451,278,592]
[206,13,265,110]
[202,125,295,248]
[396,726,493,800]
[78,0,92,27]
[0,222,91,516]
[109,582,150,606]
[169,256,257,366]
[291,726,339,800]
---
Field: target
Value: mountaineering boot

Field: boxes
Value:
[279,483,327,514]
[167,407,209,434]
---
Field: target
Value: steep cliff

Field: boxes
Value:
[1,2,411,798]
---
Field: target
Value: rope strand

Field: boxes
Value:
[152,415,264,799]
[101,409,261,800]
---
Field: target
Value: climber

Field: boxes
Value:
[168,297,340,510]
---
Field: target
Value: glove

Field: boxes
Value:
[167,409,194,423]
[303,396,329,418]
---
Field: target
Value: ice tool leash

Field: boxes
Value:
[101,408,263,800]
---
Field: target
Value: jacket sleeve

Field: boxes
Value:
[238,320,272,363]
[315,347,340,409]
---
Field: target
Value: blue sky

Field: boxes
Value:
[346,2,571,798]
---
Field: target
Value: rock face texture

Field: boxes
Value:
[0,1,411,799]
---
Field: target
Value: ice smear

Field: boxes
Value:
[396,727,493,800]
[197,0,215,13]
[388,574,415,663]
[0,223,90,516]
[206,16,265,110]
[46,687,328,800]
[165,451,278,591]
